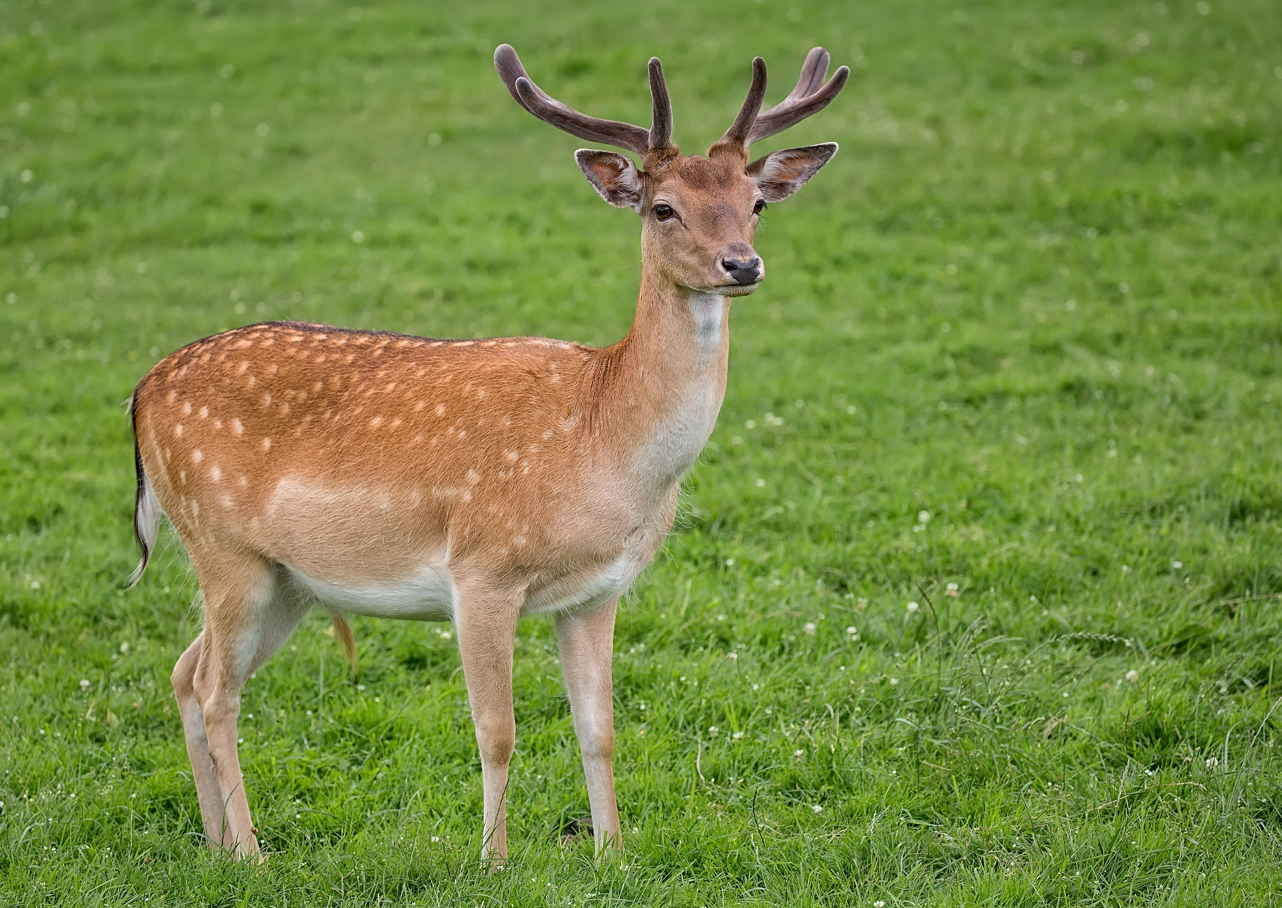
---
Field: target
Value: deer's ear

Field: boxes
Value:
[747,143,838,202]
[576,149,643,210]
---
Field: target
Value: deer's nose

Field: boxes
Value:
[721,254,762,285]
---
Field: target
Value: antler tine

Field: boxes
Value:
[494,44,652,157]
[745,47,850,146]
[717,57,768,149]
[647,56,673,152]
[788,47,831,103]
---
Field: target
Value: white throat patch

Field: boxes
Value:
[689,292,726,353]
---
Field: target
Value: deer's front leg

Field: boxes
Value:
[556,598,621,853]
[455,588,521,865]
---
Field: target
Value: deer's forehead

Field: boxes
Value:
[649,155,754,197]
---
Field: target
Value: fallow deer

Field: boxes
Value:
[128,43,847,863]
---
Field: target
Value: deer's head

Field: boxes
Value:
[495,45,848,297]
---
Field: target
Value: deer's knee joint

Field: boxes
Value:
[475,716,516,766]
[199,692,241,727]
[577,723,614,760]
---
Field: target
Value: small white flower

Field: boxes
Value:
[1172,560,1183,570]
[708,726,719,736]
[726,652,737,662]
[917,510,931,524]
[846,625,858,635]
[875,901,887,908]
[803,622,817,635]
[732,731,744,741]
[79,680,90,691]
[811,804,823,814]
[945,582,959,597]
[889,677,899,687]
[793,749,805,761]
[119,642,129,654]
[906,601,920,614]
[1206,757,1218,769]
[1125,669,1139,683]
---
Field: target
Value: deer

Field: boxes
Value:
[126,43,847,864]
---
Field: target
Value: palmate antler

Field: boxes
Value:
[494,44,849,161]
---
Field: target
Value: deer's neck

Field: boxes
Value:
[582,272,731,495]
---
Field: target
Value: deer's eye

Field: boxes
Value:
[653,204,674,221]
[753,199,767,216]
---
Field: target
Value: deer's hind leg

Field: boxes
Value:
[174,554,311,858]
[171,631,229,849]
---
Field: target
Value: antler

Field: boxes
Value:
[719,56,768,148]
[494,44,674,158]
[717,47,850,150]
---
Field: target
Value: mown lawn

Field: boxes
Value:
[2,0,1281,904]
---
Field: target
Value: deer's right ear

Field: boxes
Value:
[576,150,643,211]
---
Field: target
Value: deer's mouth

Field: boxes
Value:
[715,280,762,297]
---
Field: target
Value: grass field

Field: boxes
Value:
[3,0,1282,904]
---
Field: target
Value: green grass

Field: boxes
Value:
[3,0,1282,904]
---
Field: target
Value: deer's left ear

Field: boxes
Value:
[747,143,838,202]
[576,149,644,211]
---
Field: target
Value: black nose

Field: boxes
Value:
[721,255,762,285]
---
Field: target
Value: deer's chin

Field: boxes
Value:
[698,281,761,298]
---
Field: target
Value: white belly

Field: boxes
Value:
[285,562,456,620]
[520,549,641,617]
